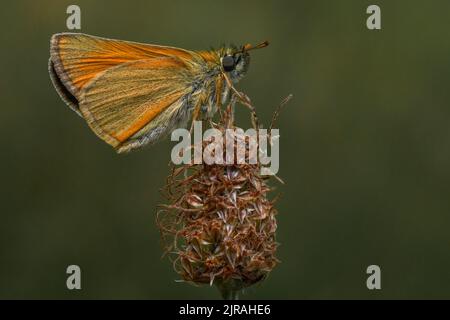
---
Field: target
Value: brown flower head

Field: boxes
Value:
[157,94,290,299]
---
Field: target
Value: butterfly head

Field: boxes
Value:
[220,41,269,82]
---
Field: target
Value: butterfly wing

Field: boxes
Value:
[49,58,80,114]
[48,33,208,152]
[78,57,194,152]
[49,33,198,114]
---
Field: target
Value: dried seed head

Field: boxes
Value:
[158,95,286,297]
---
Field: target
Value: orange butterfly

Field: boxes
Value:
[49,33,268,153]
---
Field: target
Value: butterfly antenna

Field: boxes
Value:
[241,41,269,53]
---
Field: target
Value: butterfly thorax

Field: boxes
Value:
[190,46,250,116]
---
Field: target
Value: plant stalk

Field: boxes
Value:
[218,286,240,300]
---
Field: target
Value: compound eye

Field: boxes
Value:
[222,55,235,72]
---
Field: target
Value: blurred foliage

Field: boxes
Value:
[1,0,450,299]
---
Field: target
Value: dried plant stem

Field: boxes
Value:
[218,287,240,300]
[270,94,293,132]
[216,279,244,300]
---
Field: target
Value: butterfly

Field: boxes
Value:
[48,33,268,153]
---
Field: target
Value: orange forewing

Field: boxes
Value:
[50,33,197,96]
[78,58,192,148]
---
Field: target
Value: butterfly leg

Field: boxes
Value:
[189,96,204,134]
[189,89,212,134]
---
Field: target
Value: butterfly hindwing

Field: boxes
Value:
[79,58,193,150]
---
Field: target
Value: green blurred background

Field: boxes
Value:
[1,0,450,299]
